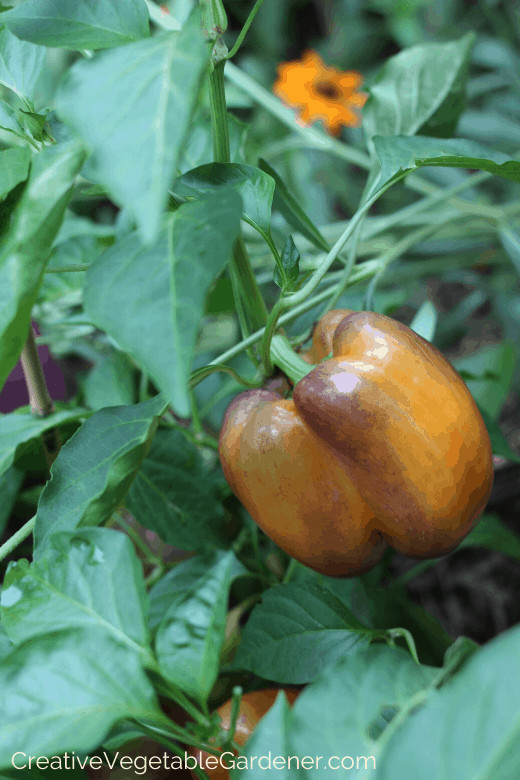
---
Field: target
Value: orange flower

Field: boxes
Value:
[273,50,367,136]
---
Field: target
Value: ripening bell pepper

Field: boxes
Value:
[219,309,494,577]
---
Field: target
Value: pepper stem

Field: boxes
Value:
[207,57,268,338]
[270,334,316,386]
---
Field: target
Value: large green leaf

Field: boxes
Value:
[55,13,211,244]
[373,135,520,196]
[83,190,242,418]
[378,624,520,780]
[82,350,135,411]
[155,550,242,704]
[176,162,275,245]
[0,624,12,662]
[0,139,86,394]
[237,646,437,780]
[0,628,163,769]
[0,408,88,480]
[1,527,151,659]
[125,428,229,551]
[233,583,374,684]
[0,103,24,143]
[363,33,475,143]
[0,25,45,104]
[33,395,165,555]
[39,234,99,303]
[148,549,246,635]
[1,0,149,49]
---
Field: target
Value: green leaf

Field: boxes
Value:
[82,351,135,411]
[0,628,163,769]
[55,14,211,244]
[455,342,515,419]
[148,549,246,635]
[0,624,12,662]
[0,147,30,200]
[33,395,165,555]
[409,301,437,343]
[233,583,374,684]
[377,624,520,779]
[125,428,229,552]
[0,97,21,135]
[291,646,437,775]
[1,527,151,658]
[0,25,45,103]
[441,636,480,683]
[0,408,88,480]
[0,138,86,394]
[176,162,275,244]
[155,550,241,704]
[0,466,24,536]
[39,235,99,303]
[258,158,329,252]
[238,646,437,780]
[1,0,150,49]
[274,235,300,290]
[83,191,242,418]
[291,563,375,627]
[363,33,475,143]
[17,108,47,141]
[373,135,520,196]
[460,513,520,561]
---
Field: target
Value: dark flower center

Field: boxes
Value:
[314,81,341,100]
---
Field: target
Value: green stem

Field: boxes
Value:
[260,299,284,376]
[322,216,366,314]
[208,61,230,162]
[283,183,392,308]
[269,334,315,385]
[20,326,61,469]
[152,679,207,727]
[111,512,162,566]
[226,0,267,59]
[134,720,219,773]
[0,516,36,563]
[223,686,243,750]
[207,61,267,338]
[282,557,298,584]
[232,235,269,337]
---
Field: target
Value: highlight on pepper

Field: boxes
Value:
[272,50,368,136]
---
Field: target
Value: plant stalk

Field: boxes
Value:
[20,325,61,468]
[269,334,315,385]
[207,59,268,338]
[0,516,36,563]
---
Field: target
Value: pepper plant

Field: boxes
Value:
[0,0,520,777]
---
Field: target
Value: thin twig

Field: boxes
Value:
[20,325,61,468]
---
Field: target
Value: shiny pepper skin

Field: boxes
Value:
[219,309,494,577]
